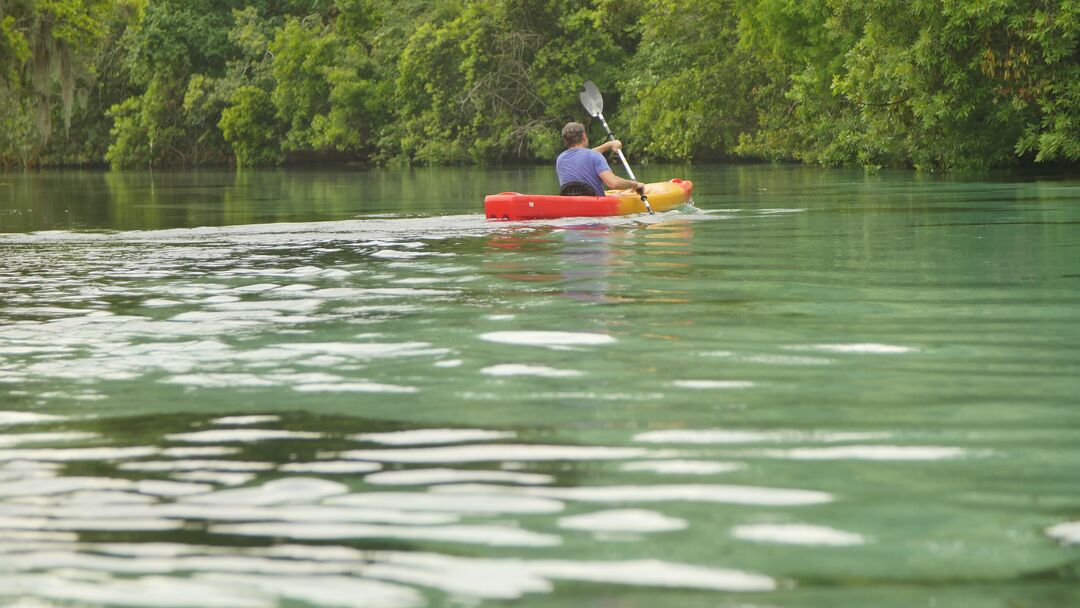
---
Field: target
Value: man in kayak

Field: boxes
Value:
[556,122,645,197]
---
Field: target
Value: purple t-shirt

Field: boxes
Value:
[555,148,610,197]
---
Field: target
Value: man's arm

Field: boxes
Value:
[598,170,643,193]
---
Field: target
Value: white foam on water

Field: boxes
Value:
[371,250,432,259]
[340,444,655,463]
[326,491,565,514]
[365,469,553,486]
[0,344,72,355]
[182,478,348,506]
[333,304,421,315]
[58,490,157,506]
[481,364,583,378]
[171,471,257,486]
[211,416,281,426]
[0,411,64,425]
[210,522,561,547]
[1046,521,1080,545]
[278,461,383,474]
[170,310,283,323]
[192,573,423,608]
[519,391,665,402]
[0,515,182,532]
[230,283,281,293]
[558,509,687,533]
[390,278,445,286]
[154,503,460,526]
[293,382,418,394]
[671,380,755,389]
[786,343,917,354]
[160,447,241,458]
[119,460,275,472]
[164,429,322,443]
[0,460,60,477]
[359,288,458,297]
[0,432,99,447]
[479,331,616,347]
[433,359,463,368]
[0,573,268,607]
[162,374,279,388]
[0,476,133,498]
[0,447,159,462]
[529,559,776,592]
[293,355,349,367]
[134,480,214,497]
[353,546,773,598]
[730,353,834,366]
[620,460,745,475]
[359,551,552,599]
[757,208,806,215]
[350,429,516,446]
[0,529,77,543]
[731,523,866,546]
[208,300,321,313]
[201,295,241,304]
[635,429,891,444]
[276,341,448,358]
[2,306,86,318]
[433,483,833,506]
[0,536,780,602]
[88,543,212,558]
[758,445,967,460]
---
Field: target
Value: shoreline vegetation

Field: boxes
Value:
[2,0,1078,172]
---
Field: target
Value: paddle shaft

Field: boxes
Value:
[595,112,653,214]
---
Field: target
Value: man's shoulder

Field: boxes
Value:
[558,148,602,161]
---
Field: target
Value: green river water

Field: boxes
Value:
[0,166,1078,607]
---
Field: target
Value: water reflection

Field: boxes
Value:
[5,405,1029,605]
[0,410,828,603]
[3,167,1080,606]
[0,166,570,232]
[485,219,696,305]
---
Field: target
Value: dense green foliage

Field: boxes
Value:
[1,0,1078,169]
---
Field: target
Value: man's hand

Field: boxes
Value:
[593,140,622,155]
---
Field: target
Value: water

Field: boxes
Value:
[1,166,1078,607]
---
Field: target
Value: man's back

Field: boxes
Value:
[556,148,610,197]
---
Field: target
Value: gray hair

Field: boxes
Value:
[561,122,586,147]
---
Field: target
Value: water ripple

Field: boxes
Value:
[731,523,866,546]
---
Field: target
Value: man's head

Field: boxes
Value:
[561,122,587,148]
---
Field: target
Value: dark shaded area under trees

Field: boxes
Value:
[1,0,1078,170]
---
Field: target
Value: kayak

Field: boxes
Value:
[485,179,694,220]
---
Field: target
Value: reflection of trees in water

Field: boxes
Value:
[0,171,116,231]
[89,166,561,229]
[105,171,233,229]
[9,164,705,232]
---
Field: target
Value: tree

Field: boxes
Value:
[389,0,628,164]
[621,0,762,161]
[1,0,132,167]
[219,85,280,167]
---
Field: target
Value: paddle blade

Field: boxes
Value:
[579,80,603,117]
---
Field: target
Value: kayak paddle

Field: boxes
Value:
[578,81,653,214]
